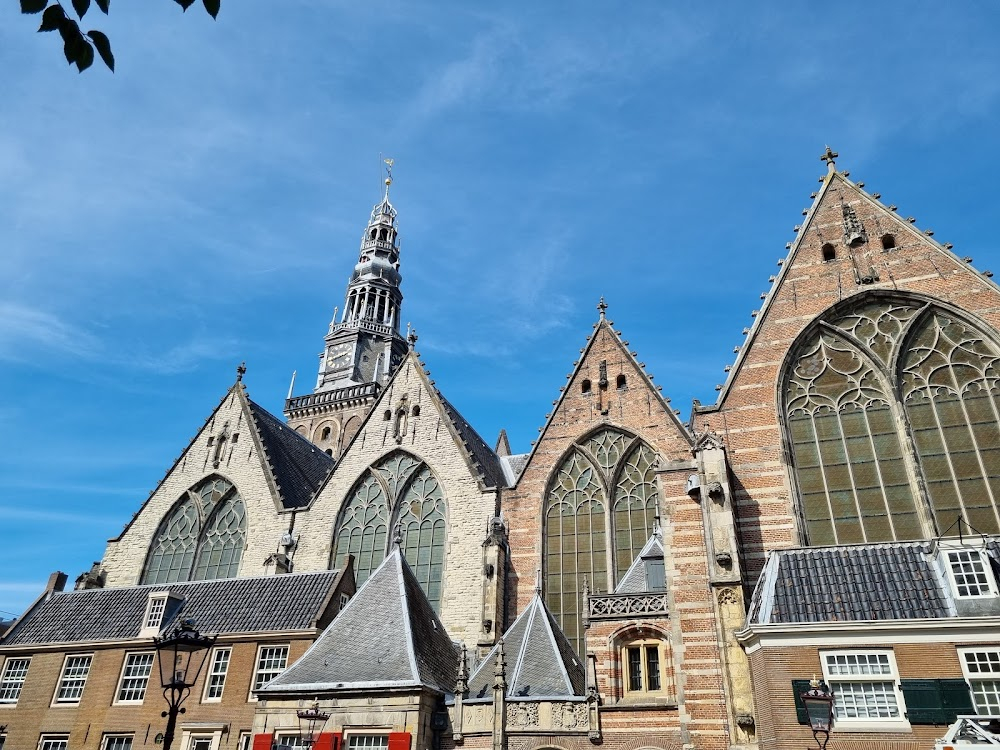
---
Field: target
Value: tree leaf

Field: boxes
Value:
[87,30,114,71]
[202,0,220,19]
[58,19,85,63]
[38,4,65,32]
[57,16,79,43]
[20,0,48,14]
[94,0,109,13]
[75,39,94,72]
[174,0,197,10]
[71,0,90,19]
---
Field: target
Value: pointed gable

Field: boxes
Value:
[260,549,458,694]
[466,593,585,701]
[615,533,665,594]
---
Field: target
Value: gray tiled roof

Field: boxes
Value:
[439,396,508,490]
[260,549,458,695]
[248,399,335,509]
[615,533,664,594]
[747,542,951,625]
[499,454,529,487]
[1,571,341,647]
[466,593,585,702]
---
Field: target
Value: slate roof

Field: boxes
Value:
[439,395,508,489]
[747,542,952,625]
[499,454,529,487]
[615,533,664,594]
[260,549,458,695]
[248,398,335,509]
[1,571,342,647]
[466,593,586,702]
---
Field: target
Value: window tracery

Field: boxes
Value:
[544,428,661,652]
[332,452,448,610]
[141,476,246,584]
[783,295,1000,544]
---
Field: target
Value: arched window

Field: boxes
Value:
[616,374,627,390]
[141,476,246,584]
[332,452,448,610]
[544,428,660,651]
[783,295,1000,545]
[822,243,836,262]
[582,379,592,394]
[881,234,896,250]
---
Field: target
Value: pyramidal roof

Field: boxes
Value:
[259,548,458,695]
[466,593,586,702]
[614,532,665,594]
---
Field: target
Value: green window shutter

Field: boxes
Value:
[792,679,812,725]
[901,679,948,724]
[939,678,975,723]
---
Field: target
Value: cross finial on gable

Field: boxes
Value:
[597,296,608,320]
[821,145,839,172]
[236,362,247,382]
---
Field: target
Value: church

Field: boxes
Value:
[3,151,1000,750]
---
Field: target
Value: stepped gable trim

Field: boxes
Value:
[513,317,691,490]
[698,165,1000,415]
[246,397,335,510]
[109,381,245,541]
[0,570,343,647]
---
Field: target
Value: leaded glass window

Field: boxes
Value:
[141,476,246,584]
[783,295,1000,544]
[544,428,662,652]
[332,452,448,610]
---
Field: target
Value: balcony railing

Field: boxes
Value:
[331,319,396,337]
[587,592,668,620]
[285,382,381,411]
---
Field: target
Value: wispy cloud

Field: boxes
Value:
[0,302,101,362]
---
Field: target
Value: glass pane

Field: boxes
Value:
[333,474,389,586]
[142,498,199,584]
[612,444,659,583]
[396,466,447,612]
[192,495,246,580]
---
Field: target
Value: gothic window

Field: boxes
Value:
[783,295,1000,545]
[332,452,448,610]
[141,476,246,584]
[544,428,660,652]
[882,234,897,250]
[822,243,836,262]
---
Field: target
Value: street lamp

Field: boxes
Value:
[297,701,331,749]
[153,619,217,750]
[800,678,835,750]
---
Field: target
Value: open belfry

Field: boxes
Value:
[5,150,1000,750]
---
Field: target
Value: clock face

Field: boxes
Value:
[328,344,353,369]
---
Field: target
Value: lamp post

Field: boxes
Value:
[297,701,331,749]
[153,619,217,750]
[800,678,835,750]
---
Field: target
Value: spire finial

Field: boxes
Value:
[821,145,839,172]
[407,325,418,350]
[535,568,542,594]
[236,362,246,382]
[597,296,608,320]
[653,505,662,538]
[392,521,403,547]
[384,157,394,199]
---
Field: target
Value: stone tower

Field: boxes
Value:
[285,165,409,458]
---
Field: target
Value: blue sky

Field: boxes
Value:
[2,0,1000,615]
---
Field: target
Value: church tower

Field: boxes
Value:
[285,162,409,458]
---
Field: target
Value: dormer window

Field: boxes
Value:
[140,592,174,637]
[945,548,998,598]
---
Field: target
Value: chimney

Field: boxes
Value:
[46,571,68,595]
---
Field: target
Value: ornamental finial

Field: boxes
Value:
[236,362,246,382]
[597,296,608,320]
[392,520,403,547]
[384,157,394,198]
[407,325,418,350]
[820,145,839,172]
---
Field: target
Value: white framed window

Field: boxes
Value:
[102,735,134,750]
[187,738,214,750]
[273,736,310,750]
[820,650,909,730]
[53,653,93,705]
[340,593,351,609]
[202,647,231,702]
[236,733,252,750]
[115,652,155,704]
[945,549,998,598]
[39,736,70,750]
[0,657,30,704]
[959,648,1000,713]
[252,645,289,691]
[346,736,389,750]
